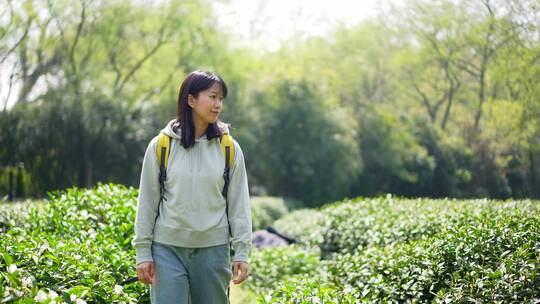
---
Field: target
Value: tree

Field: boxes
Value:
[250,79,361,206]
[0,0,235,196]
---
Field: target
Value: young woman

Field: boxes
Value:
[132,70,252,303]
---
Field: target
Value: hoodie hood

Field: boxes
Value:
[161,119,184,140]
[161,119,230,142]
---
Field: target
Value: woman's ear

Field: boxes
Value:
[187,94,195,108]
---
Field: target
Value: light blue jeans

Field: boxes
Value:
[150,241,232,304]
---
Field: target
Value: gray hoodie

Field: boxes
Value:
[132,119,252,264]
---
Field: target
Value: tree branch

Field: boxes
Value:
[113,14,172,97]
[1,59,19,112]
[0,0,15,41]
[411,77,436,123]
[0,16,33,65]
[68,0,88,81]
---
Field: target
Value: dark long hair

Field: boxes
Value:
[175,70,229,149]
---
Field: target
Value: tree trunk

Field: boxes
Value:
[529,139,538,197]
[8,168,14,201]
[441,88,453,131]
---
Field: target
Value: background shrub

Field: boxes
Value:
[251,196,289,231]
[272,209,326,247]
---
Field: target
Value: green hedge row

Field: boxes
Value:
[247,245,321,295]
[0,184,146,303]
[0,184,300,303]
[326,210,540,302]
[320,197,489,257]
[247,196,540,303]
[272,209,326,247]
[251,196,289,231]
[3,185,540,303]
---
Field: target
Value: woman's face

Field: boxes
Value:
[188,83,223,126]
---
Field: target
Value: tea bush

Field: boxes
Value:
[257,278,359,304]
[319,197,512,257]
[0,183,147,303]
[324,210,540,302]
[0,200,46,234]
[247,245,321,294]
[252,197,540,303]
[2,185,539,303]
[272,209,326,246]
[251,196,289,231]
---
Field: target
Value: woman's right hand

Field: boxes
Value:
[136,261,156,285]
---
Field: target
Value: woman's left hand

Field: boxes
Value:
[232,261,249,285]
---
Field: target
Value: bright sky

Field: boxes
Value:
[212,0,391,50]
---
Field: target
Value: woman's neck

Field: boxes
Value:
[193,118,208,139]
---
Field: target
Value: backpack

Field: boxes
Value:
[155,130,236,238]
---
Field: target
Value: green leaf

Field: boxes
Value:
[2,253,13,265]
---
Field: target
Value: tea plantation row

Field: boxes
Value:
[245,196,540,303]
[1,184,539,303]
[1,184,144,303]
[0,184,299,303]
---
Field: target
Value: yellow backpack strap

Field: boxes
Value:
[220,133,235,174]
[220,131,235,239]
[156,133,171,203]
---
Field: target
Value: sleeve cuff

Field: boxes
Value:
[232,243,250,263]
[232,255,248,263]
[135,245,153,265]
